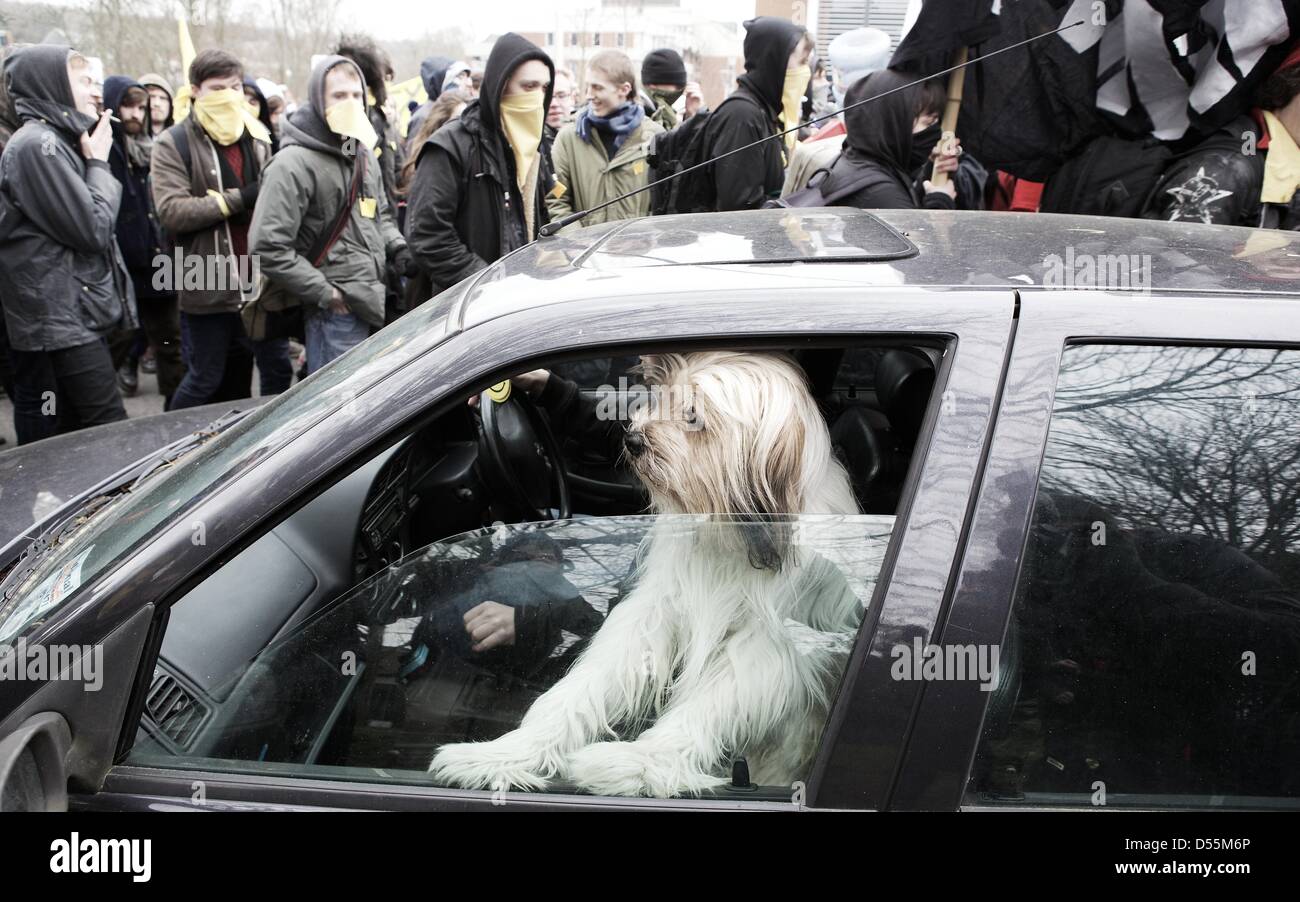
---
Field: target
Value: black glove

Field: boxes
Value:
[238,180,260,210]
[392,245,418,277]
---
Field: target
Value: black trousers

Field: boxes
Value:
[109,294,186,404]
[9,338,127,445]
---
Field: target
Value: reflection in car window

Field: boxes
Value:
[971,345,1300,808]
[131,514,894,799]
[0,288,464,645]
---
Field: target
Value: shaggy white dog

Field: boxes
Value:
[429,351,863,797]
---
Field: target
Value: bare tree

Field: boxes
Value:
[1042,345,1300,575]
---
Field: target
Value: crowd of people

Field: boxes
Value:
[1,14,1299,447]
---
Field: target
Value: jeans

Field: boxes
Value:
[9,339,127,444]
[170,311,254,410]
[252,337,293,396]
[304,308,369,376]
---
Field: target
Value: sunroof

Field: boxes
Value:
[580,208,918,269]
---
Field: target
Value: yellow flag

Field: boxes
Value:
[174,15,198,122]
[387,75,427,139]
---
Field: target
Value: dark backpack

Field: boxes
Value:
[763,156,888,209]
[1040,134,1173,218]
[647,92,764,215]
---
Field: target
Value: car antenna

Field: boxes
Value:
[538,19,1083,237]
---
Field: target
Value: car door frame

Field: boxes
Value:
[39,282,1014,812]
[889,288,1300,811]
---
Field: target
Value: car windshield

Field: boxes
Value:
[0,288,463,646]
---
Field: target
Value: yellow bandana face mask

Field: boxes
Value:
[325,98,379,151]
[499,90,545,192]
[782,65,811,152]
[192,88,270,146]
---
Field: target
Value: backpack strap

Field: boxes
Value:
[308,151,367,267]
[167,120,192,179]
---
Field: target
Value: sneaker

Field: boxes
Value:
[117,361,139,398]
[140,348,157,375]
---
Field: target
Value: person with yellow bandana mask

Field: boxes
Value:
[150,49,276,410]
[404,33,556,301]
[1143,46,1300,231]
[249,55,412,375]
[685,16,810,213]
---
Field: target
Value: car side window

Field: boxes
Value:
[969,345,1300,808]
[130,515,895,800]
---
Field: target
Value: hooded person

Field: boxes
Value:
[0,44,135,443]
[249,54,411,375]
[0,45,22,422]
[781,27,893,197]
[335,35,407,323]
[815,69,956,212]
[242,77,280,154]
[404,33,555,306]
[102,74,184,404]
[694,16,811,211]
[405,54,453,156]
[151,48,274,410]
[1142,45,1300,229]
[139,72,175,136]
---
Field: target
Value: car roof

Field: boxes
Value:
[459,208,1300,330]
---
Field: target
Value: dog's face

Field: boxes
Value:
[625,352,820,568]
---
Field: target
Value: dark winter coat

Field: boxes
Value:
[0,44,137,352]
[1142,114,1295,229]
[698,16,805,211]
[404,33,554,302]
[103,75,168,301]
[819,69,956,212]
[248,56,405,328]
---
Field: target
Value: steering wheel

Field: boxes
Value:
[474,380,571,521]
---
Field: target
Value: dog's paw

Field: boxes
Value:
[565,741,728,798]
[428,738,552,792]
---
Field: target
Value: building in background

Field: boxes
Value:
[508,0,746,109]
[814,0,914,60]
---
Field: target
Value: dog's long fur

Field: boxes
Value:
[429,351,862,796]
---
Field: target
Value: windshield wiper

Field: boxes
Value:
[0,407,256,593]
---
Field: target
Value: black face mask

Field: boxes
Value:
[650,88,683,107]
[910,121,941,171]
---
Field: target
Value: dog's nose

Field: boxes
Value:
[624,430,646,457]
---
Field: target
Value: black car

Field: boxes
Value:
[1,208,1298,811]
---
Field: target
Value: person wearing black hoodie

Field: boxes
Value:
[404,34,554,303]
[697,16,811,212]
[0,45,135,444]
[816,69,959,211]
[405,54,453,158]
[103,75,184,405]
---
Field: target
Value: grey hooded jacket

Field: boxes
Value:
[0,44,137,352]
[248,55,404,328]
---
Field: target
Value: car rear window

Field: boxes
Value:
[969,344,1300,809]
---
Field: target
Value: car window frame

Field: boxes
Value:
[891,288,1300,812]
[45,285,1015,812]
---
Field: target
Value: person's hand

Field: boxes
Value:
[467,368,551,407]
[328,286,349,315]
[80,110,113,161]
[392,245,418,277]
[683,82,704,119]
[931,134,961,178]
[924,178,957,199]
[463,601,517,652]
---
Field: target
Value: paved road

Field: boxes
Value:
[0,369,171,450]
